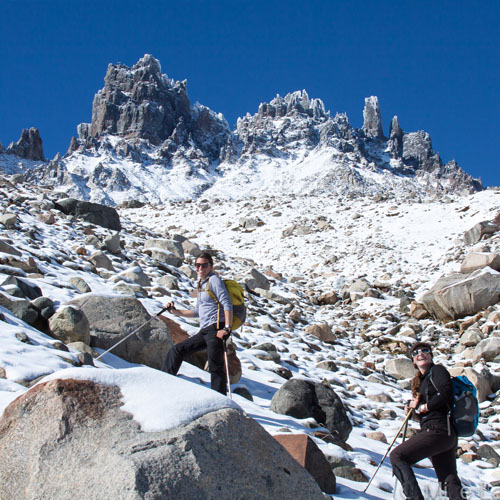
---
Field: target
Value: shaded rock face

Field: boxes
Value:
[0,379,325,500]
[68,294,173,370]
[6,127,44,161]
[54,197,121,231]
[75,54,230,161]
[270,379,352,442]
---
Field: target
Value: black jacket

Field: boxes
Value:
[418,363,453,432]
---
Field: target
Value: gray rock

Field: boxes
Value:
[0,292,39,326]
[421,269,500,321]
[89,251,115,271]
[31,296,55,320]
[473,337,500,363]
[362,96,384,139]
[144,238,184,260]
[464,221,499,246]
[69,276,92,293]
[54,198,121,231]
[157,275,179,290]
[6,127,44,161]
[118,266,151,287]
[461,252,500,273]
[0,240,22,257]
[68,294,173,370]
[103,232,121,254]
[270,379,352,442]
[245,268,270,291]
[385,357,416,380]
[0,213,17,228]
[0,379,324,500]
[181,239,202,258]
[48,305,91,344]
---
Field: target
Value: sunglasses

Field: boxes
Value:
[195,262,210,269]
[412,347,431,357]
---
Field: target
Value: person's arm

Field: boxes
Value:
[209,276,233,339]
[163,302,194,318]
[422,365,453,413]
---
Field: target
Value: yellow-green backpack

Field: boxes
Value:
[205,279,246,330]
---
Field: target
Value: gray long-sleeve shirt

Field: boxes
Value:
[193,272,232,329]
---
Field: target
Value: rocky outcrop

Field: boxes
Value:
[67,294,173,369]
[6,127,44,161]
[270,379,352,442]
[0,378,325,500]
[362,96,384,139]
[72,54,230,162]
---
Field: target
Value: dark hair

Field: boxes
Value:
[196,252,214,266]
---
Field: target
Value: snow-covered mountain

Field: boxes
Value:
[0,54,482,205]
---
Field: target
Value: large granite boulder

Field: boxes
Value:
[68,294,172,369]
[461,253,500,273]
[270,379,352,442]
[0,376,325,500]
[421,269,500,321]
[54,197,121,231]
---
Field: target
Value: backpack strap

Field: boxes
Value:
[428,366,452,435]
[205,279,221,330]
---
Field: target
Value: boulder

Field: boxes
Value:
[0,213,17,228]
[0,240,22,257]
[0,291,39,326]
[473,337,500,364]
[245,268,270,291]
[0,378,324,500]
[144,238,184,259]
[88,251,115,271]
[270,379,352,442]
[181,239,202,258]
[317,291,338,305]
[461,253,500,273]
[103,232,121,254]
[305,323,336,343]
[0,276,42,300]
[409,301,429,319]
[48,305,91,345]
[54,198,121,231]
[118,266,151,287]
[385,357,416,380]
[68,294,173,370]
[69,276,92,293]
[464,221,499,246]
[274,433,336,494]
[421,269,500,321]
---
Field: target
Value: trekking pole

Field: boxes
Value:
[223,339,232,400]
[364,408,413,493]
[96,305,169,361]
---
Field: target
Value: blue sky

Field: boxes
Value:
[2,0,499,186]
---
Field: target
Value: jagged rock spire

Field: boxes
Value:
[7,128,44,161]
[362,96,384,140]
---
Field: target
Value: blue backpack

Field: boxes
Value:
[430,370,479,437]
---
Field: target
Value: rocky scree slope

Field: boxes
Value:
[0,174,500,497]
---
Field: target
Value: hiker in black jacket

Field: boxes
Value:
[390,342,465,500]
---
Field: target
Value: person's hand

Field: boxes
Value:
[216,329,228,340]
[165,302,175,312]
[419,403,429,413]
[405,397,420,414]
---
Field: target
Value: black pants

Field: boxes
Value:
[390,428,464,499]
[163,323,227,395]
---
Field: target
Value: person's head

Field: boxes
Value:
[409,341,433,373]
[195,252,214,280]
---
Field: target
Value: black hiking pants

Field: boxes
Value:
[390,427,464,499]
[162,323,227,395]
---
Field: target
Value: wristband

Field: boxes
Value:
[223,326,232,334]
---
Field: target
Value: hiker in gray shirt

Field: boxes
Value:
[162,252,233,395]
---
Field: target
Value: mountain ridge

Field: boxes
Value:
[0,54,483,205]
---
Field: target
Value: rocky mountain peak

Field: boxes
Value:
[362,96,384,140]
[6,128,44,161]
